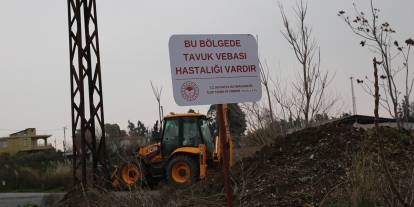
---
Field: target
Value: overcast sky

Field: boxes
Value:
[0,0,413,149]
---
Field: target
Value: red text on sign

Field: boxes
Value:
[182,52,247,61]
[184,39,241,48]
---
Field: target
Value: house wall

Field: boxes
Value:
[0,137,29,155]
[0,137,50,155]
[10,128,36,137]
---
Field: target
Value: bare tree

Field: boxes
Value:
[400,39,414,124]
[339,1,414,128]
[240,102,278,145]
[240,102,266,132]
[373,57,410,207]
[279,0,334,127]
[259,59,274,123]
[150,81,163,126]
[271,77,298,126]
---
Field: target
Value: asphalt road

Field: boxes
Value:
[0,191,162,207]
[0,193,65,207]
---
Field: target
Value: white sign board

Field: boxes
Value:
[168,34,262,106]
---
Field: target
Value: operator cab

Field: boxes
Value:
[161,113,214,157]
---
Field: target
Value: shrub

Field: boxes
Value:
[0,150,71,192]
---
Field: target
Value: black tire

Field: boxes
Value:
[117,159,146,190]
[166,155,199,189]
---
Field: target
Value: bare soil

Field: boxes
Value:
[54,123,414,207]
[164,124,414,207]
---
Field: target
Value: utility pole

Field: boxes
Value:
[63,126,67,153]
[350,77,357,115]
[217,104,233,207]
[160,106,164,129]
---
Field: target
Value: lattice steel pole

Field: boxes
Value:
[67,0,107,186]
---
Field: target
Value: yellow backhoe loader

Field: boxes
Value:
[111,106,233,189]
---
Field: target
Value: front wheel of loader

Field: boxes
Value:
[166,155,198,189]
[118,160,145,190]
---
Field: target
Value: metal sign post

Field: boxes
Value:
[217,104,233,207]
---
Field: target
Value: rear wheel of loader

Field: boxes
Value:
[118,160,145,190]
[166,155,198,189]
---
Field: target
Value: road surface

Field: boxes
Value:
[0,191,162,207]
[0,193,65,207]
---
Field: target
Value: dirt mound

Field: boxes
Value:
[54,124,414,207]
[53,185,120,207]
[53,185,161,207]
[232,124,364,206]
[168,123,414,206]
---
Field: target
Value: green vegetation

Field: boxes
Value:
[207,103,247,138]
[0,150,71,192]
[105,123,127,138]
[127,120,148,137]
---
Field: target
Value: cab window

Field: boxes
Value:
[182,117,202,147]
[162,119,180,155]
